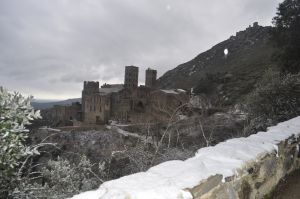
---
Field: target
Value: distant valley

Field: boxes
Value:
[31,98,81,110]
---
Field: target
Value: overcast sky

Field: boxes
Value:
[0,0,281,100]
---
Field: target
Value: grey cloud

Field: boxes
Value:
[0,0,281,99]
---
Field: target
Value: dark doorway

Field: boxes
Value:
[136,101,145,112]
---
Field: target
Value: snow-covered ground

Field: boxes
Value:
[71,116,300,199]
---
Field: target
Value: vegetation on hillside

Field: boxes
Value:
[158,23,275,105]
[244,69,300,134]
[272,0,300,73]
[244,0,300,134]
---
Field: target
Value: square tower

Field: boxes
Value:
[82,81,99,95]
[82,81,99,123]
[145,68,157,88]
[124,66,139,89]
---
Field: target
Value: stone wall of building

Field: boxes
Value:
[41,102,81,126]
[82,93,111,124]
[82,81,100,124]
[111,89,134,122]
[44,67,189,126]
[145,68,157,88]
[150,89,189,120]
[79,67,190,124]
[82,81,113,124]
[124,66,139,89]
[110,87,150,122]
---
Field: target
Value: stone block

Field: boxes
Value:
[190,174,223,198]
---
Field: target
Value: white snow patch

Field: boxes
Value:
[109,125,152,143]
[176,89,186,93]
[39,127,61,132]
[71,116,300,199]
[71,189,106,199]
[160,89,178,94]
[160,89,186,94]
[114,126,141,138]
[178,115,188,120]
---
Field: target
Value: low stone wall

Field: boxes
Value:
[71,116,300,199]
[188,135,300,199]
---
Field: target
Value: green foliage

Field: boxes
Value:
[12,156,102,199]
[272,0,300,73]
[245,69,300,133]
[0,87,41,197]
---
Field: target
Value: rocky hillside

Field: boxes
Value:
[158,23,276,105]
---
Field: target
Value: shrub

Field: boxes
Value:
[12,156,102,199]
[272,0,300,74]
[244,69,300,133]
[0,87,41,197]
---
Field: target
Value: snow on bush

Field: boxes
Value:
[0,87,41,197]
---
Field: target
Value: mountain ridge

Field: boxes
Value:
[157,23,276,105]
[31,98,81,110]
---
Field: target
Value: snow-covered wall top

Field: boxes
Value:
[71,116,300,199]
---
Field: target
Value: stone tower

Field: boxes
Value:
[145,68,157,88]
[82,81,99,95]
[124,66,139,89]
[82,81,99,123]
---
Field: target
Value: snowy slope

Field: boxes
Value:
[71,116,300,199]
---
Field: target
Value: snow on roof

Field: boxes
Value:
[71,116,300,199]
[176,89,186,93]
[160,89,178,94]
[160,89,186,94]
[99,85,124,95]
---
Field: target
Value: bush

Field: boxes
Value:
[193,77,215,95]
[0,87,41,197]
[0,87,107,198]
[272,0,300,73]
[12,156,102,199]
[244,69,300,133]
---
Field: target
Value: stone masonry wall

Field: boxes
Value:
[188,135,300,199]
